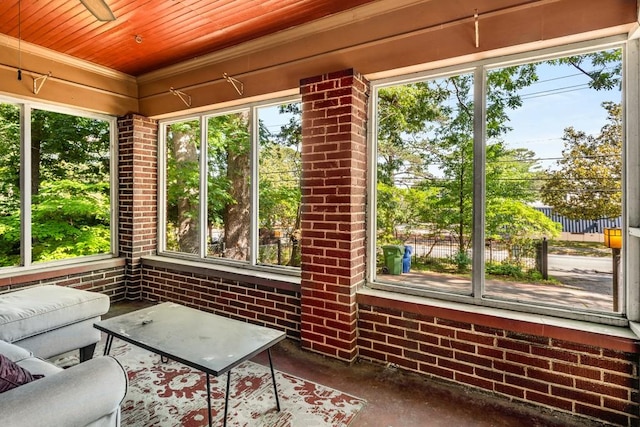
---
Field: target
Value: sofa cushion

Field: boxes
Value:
[0,339,32,363]
[0,285,109,343]
[0,354,42,393]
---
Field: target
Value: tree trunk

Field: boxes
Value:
[223,115,251,260]
[287,204,302,267]
[173,131,199,254]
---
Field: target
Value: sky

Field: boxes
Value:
[499,60,621,171]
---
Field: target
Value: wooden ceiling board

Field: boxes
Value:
[0,0,381,75]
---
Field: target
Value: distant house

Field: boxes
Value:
[535,206,621,236]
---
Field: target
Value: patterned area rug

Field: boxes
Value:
[58,339,366,427]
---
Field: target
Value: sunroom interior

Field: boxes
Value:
[1,0,640,425]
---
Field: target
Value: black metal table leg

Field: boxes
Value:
[268,348,281,411]
[223,370,231,427]
[206,373,212,427]
[103,334,113,356]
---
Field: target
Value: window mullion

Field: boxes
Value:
[472,66,486,300]
[200,117,208,259]
[21,105,31,267]
[157,124,167,254]
[250,107,259,266]
[625,39,640,320]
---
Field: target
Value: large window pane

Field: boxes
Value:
[165,119,201,255]
[0,103,20,267]
[206,112,250,261]
[30,109,111,263]
[375,73,474,294]
[484,49,623,313]
[257,103,302,268]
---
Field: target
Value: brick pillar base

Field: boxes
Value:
[118,114,158,300]
[299,69,369,362]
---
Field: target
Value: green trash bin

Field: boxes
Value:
[382,245,404,275]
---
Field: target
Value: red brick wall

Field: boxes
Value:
[0,261,126,301]
[118,114,158,300]
[358,301,639,426]
[142,264,301,339]
[299,69,369,362]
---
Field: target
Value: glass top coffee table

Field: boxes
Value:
[94,302,286,427]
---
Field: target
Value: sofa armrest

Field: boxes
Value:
[0,356,127,427]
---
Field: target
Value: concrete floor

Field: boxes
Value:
[107,300,600,427]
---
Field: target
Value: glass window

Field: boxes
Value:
[0,103,20,267]
[484,50,622,314]
[206,112,251,261]
[257,103,302,268]
[30,109,112,263]
[165,119,201,255]
[376,73,474,294]
[0,101,114,268]
[371,43,625,321]
[159,99,302,272]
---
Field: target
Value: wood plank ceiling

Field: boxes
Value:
[0,0,377,76]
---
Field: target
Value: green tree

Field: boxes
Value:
[377,70,541,261]
[375,50,621,269]
[540,102,622,220]
[259,103,302,267]
[165,120,200,254]
[0,106,111,265]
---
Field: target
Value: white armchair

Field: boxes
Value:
[0,340,127,427]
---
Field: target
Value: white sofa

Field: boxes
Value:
[0,339,127,427]
[0,285,128,426]
[0,285,110,361]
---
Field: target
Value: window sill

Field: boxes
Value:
[357,287,639,353]
[0,257,125,288]
[141,255,301,292]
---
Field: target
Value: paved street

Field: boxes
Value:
[380,253,618,312]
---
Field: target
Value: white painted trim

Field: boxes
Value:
[199,117,209,259]
[625,39,640,321]
[0,34,135,82]
[109,116,119,258]
[20,104,31,267]
[157,122,168,254]
[472,67,486,300]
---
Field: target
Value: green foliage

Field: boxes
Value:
[486,198,561,241]
[540,102,622,220]
[0,179,111,265]
[450,251,471,273]
[485,261,525,278]
[0,105,111,266]
[375,49,620,268]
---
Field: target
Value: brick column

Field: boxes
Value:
[300,69,369,362]
[118,114,158,300]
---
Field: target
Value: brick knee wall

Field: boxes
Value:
[142,264,301,339]
[0,262,127,302]
[358,303,639,426]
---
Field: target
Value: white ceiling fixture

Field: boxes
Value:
[79,0,116,22]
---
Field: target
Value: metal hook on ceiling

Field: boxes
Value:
[223,73,244,96]
[33,72,52,95]
[169,87,192,107]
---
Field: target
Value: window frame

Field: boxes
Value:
[0,95,118,270]
[157,96,302,276]
[367,35,636,326]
